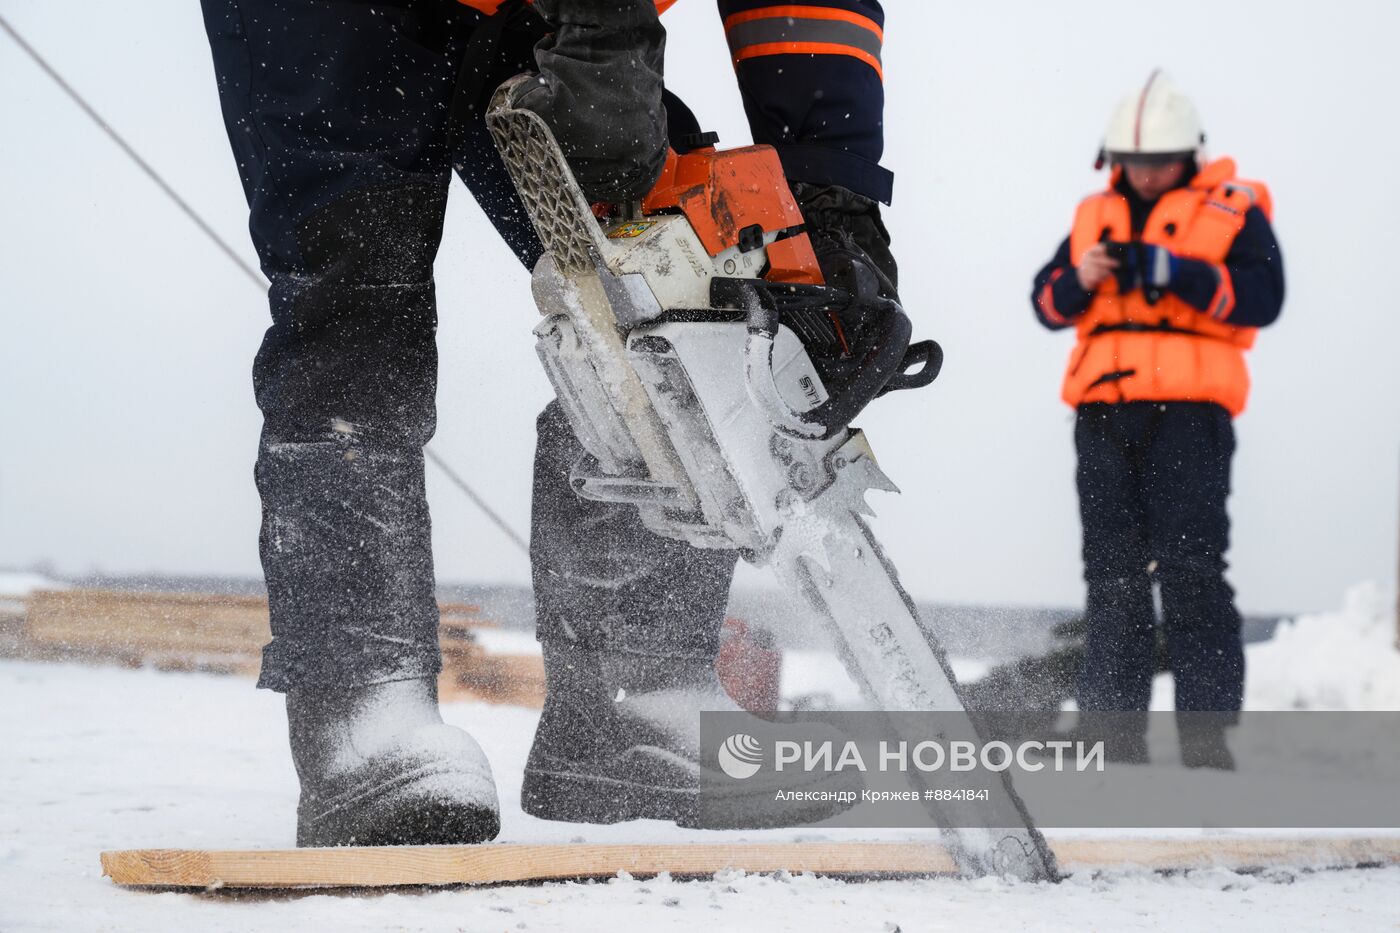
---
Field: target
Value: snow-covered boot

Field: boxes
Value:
[288,677,500,847]
[520,642,860,828]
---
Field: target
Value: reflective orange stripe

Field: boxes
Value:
[1038,267,1070,326]
[722,4,884,43]
[455,0,512,13]
[456,0,676,12]
[724,5,882,78]
[732,41,882,80]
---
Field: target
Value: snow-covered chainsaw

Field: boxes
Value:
[487,77,1057,882]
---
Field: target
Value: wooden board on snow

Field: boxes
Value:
[100,837,1400,889]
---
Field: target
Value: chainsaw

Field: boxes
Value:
[487,77,1056,883]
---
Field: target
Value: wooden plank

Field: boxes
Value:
[446,654,546,708]
[438,602,488,629]
[12,588,548,706]
[23,591,495,657]
[100,837,1400,889]
[1054,835,1400,872]
[101,843,956,888]
[25,589,272,656]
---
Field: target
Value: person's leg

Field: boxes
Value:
[205,0,479,692]
[453,45,786,822]
[521,402,742,824]
[200,0,501,844]
[451,2,551,268]
[1143,402,1243,711]
[1142,403,1242,766]
[1074,404,1157,715]
[519,404,860,827]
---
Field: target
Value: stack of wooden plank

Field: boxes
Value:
[9,589,780,712]
[12,589,546,707]
[23,589,269,676]
[438,602,545,707]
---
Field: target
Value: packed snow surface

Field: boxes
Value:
[2,585,1398,931]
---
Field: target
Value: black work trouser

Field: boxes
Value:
[201,0,735,691]
[1074,402,1244,713]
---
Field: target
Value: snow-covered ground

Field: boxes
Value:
[2,584,1398,931]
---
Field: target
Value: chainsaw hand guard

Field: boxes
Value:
[714,276,940,440]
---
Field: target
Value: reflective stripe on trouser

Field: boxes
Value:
[723,4,883,77]
[718,0,891,201]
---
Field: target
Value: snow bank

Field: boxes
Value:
[1243,583,1400,711]
[1144,582,1400,712]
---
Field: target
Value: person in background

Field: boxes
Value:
[1031,71,1284,768]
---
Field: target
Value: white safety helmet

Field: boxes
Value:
[1097,70,1205,168]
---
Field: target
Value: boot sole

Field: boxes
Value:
[299,796,501,848]
[521,766,860,830]
[521,767,695,826]
[299,765,502,848]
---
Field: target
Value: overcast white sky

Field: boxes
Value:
[2,1,1398,613]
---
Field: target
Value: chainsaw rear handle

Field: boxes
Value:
[881,339,943,395]
[731,280,919,440]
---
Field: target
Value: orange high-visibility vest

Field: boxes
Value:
[1061,157,1272,417]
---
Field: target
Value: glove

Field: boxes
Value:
[1139,244,1178,289]
[510,0,668,203]
[792,182,899,297]
[788,183,909,398]
[1137,244,1179,305]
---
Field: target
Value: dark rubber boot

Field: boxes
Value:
[289,678,500,847]
[1178,715,1236,771]
[521,643,861,828]
[1046,711,1150,765]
